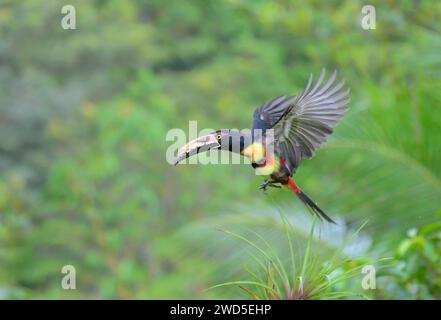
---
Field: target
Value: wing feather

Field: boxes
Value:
[253,69,350,175]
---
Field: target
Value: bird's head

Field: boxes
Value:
[174,129,248,165]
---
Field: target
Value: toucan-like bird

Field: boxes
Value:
[174,69,350,223]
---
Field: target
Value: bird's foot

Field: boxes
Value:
[258,179,281,194]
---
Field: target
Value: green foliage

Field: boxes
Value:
[0,0,440,299]
[377,219,441,299]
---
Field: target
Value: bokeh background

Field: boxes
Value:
[0,0,440,299]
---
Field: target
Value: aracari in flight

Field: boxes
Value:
[174,69,350,223]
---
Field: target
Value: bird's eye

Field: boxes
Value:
[216,134,222,140]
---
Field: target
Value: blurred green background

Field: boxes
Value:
[0,0,440,299]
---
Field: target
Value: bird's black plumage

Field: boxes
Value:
[252,69,350,175]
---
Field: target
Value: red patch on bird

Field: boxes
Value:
[288,178,301,194]
[280,157,287,167]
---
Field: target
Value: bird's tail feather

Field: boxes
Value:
[287,178,336,224]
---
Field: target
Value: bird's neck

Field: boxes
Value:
[225,130,250,154]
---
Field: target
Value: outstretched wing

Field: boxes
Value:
[253,69,350,175]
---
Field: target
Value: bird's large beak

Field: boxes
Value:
[174,133,221,165]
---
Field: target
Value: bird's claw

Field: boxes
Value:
[258,179,281,194]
